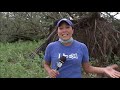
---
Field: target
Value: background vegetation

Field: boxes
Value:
[0,12,120,78]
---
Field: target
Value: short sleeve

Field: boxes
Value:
[44,44,51,62]
[82,44,89,63]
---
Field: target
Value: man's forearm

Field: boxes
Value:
[86,65,105,74]
[82,62,105,74]
[43,61,52,74]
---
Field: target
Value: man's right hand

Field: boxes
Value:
[48,69,59,78]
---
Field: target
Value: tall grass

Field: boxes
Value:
[1,40,119,78]
[0,40,47,78]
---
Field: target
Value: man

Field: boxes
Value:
[44,18,120,78]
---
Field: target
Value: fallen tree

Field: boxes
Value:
[30,13,120,67]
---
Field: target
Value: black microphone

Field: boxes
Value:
[56,56,66,70]
[45,56,66,78]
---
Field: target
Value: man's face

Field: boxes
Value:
[57,22,74,41]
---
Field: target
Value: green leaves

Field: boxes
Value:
[0,40,47,78]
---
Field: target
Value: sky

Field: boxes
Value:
[109,12,120,19]
[101,12,120,20]
[114,14,120,19]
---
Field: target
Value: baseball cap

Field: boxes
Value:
[56,18,73,27]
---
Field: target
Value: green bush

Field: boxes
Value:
[0,40,47,78]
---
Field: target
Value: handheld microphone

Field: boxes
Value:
[45,56,66,78]
[56,56,66,70]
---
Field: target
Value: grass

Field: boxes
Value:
[0,40,48,78]
[0,40,119,78]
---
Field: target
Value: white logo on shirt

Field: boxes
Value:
[58,53,78,59]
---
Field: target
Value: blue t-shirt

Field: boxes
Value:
[44,40,89,78]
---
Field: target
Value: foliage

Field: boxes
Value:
[0,40,48,78]
[0,40,119,78]
[0,12,120,43]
